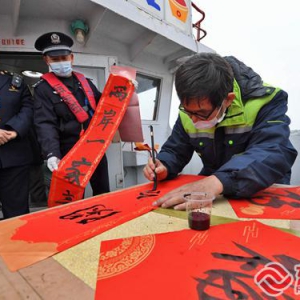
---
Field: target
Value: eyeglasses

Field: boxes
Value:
[178,104,219,121]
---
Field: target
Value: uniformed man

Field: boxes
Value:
[0,70,33,219]
[33,32,110,197]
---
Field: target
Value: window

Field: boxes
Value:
[136,73,161,121]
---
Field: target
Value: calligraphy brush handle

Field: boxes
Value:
[149,125,157,191]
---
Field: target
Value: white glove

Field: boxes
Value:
[47,156,61,172]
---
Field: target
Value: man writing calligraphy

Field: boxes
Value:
[143,53,297,210]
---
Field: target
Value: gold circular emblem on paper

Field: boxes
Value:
[98,235,155,279]
[241,204,265,215]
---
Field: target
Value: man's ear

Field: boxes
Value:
[225,92,235,106]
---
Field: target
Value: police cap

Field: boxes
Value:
[34,32,74,57]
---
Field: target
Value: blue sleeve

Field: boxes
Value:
[214,90,298,197]
[6,82,33,138]
[33,83,62,159]
[157,116,195,179]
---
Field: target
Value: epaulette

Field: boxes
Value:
[0,70,13,76]
[11,73,23,88]
[32,79,44,88]
[0,71,23,88]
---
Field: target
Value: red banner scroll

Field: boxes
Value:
[228,185,300,219]
[48,66,136,207]
[96,220,300,299]
[0,175,201,271]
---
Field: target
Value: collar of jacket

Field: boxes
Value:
[219,79,246,127]
[220,79,280,128]
[224,56,275,100]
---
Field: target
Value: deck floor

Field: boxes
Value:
[0,257,94,300]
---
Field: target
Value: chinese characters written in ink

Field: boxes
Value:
[59,204,121,224]
[97,109,116,130]
[137,190,160,200]
[97,85,128,131]
[195,242,300,299]
[109,85,127,101]
[64,157,92,185]
[249,189,300,209]
[55,189,75,205]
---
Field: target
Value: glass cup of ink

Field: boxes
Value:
[184,192,215,230]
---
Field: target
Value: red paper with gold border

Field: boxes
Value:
[228,186,300,219]
[0,175,201,271]
[96,220,300,299]
[48,67,135,207]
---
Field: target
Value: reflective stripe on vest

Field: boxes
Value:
[180,80,281,138]
[42,72,96,123]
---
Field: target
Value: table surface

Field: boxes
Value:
[1,195,299,300]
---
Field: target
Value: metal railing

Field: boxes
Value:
[191,1,207,41]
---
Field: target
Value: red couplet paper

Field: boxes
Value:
[48,67,136,207]
[228,185,300,219]
[96,220,300,300]
[0,175,201,272]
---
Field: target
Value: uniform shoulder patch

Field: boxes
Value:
[11,73,23,88]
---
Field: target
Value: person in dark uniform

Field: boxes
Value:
[28,125,47,207]
[33,32,110,197]
[0,70,33,219]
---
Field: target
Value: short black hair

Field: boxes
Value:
[175,52,234,107]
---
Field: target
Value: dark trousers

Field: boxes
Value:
[0,165,30,219]
[90,155,110,196]
[29,163,47,205]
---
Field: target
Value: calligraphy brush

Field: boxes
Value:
[149,125,157,191]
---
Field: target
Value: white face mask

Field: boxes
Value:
[192,107,226,130]
[49,61,72,77]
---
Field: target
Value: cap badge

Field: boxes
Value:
[51,34,60,44]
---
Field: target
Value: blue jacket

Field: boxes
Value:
[0,71,33,168]
[158,57,297,197]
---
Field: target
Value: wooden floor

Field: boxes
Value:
[0,257,94,300]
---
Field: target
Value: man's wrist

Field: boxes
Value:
[214,172,235,195]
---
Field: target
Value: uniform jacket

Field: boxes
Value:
[0,71,33,168]
[33,73,101,159]
[158,56,298,198]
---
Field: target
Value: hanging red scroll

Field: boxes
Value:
[96,220,300,299]
[0,175,201,272]
[228,185,300,219]
[48,66,136,207]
